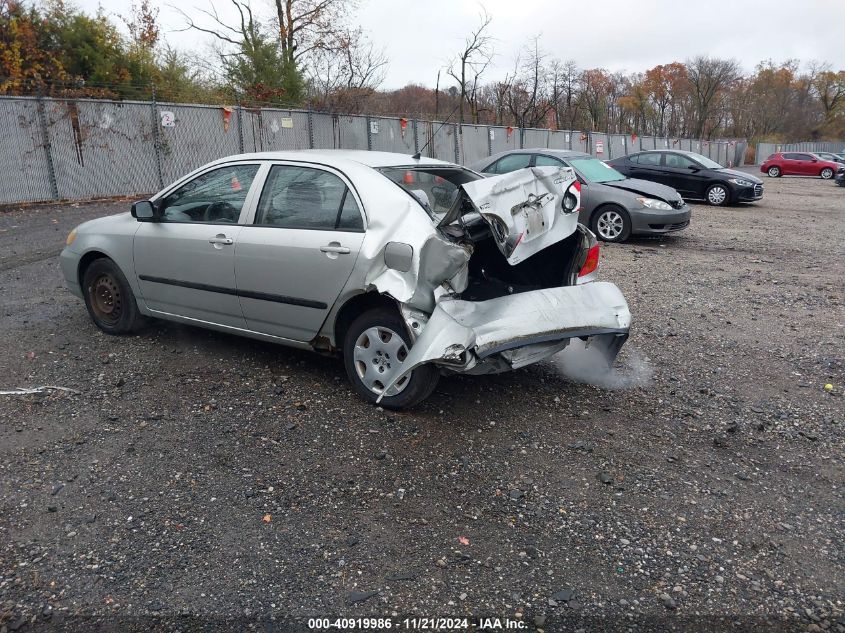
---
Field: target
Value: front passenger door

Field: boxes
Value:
[234,164,366,341]
[133,163,261,328]
[662,153,706,197]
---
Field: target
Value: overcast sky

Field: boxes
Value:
[78,0,843,88]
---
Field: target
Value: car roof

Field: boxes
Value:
[205,149,453,169]
[472,148,592,169]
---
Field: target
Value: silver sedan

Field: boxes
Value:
[60,150,631,409]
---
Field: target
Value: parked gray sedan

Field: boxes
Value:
[470,149,691,242]
[60,150,631,409]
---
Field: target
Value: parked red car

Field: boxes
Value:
[760,152,843,179]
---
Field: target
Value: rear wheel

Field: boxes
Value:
[82,258,144,334]
[820,167,834,180]
[343,308,439,409]
[591,206,631,243]
[767,166,780,177]
[706,183,730,206]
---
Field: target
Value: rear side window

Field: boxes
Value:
[637,153,661,166]
[488,153,532,174]
[255,165,363,231]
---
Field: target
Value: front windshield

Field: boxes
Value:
[686,152,723,169]
[568,158,626,183]
[377,167,481,220]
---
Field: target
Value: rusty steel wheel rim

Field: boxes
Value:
[89,274,123,325]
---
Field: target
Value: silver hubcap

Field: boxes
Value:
[768,168,779,177]
[708,186,727,205]
[821,169,833,179]
[353,326,410,397]
[596,210,624,240]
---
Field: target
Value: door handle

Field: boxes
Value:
[209,235,233,245]
[320,245,350,254]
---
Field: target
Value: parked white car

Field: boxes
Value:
[60,150,631,408]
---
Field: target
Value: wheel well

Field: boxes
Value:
[334,292,399,348]
[77,251,109,287]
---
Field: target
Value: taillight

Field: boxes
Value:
[578,243,600,277]
[573,180,582,193]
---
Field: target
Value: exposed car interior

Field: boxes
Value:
[379,166,586,302]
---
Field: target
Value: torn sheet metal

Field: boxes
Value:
[461,166,580,265]
[379,282,630,400]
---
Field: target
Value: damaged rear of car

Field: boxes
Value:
[343,160,631,408]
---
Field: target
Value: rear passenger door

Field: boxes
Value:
[628,152,663,182]
[234,163,366,342]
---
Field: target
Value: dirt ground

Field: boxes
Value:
[1,171,843,633]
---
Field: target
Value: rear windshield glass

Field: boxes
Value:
[377,167,481,220]
[569,158,626,183]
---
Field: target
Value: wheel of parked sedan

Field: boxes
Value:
[767,166,780,177]
[591,206,631,243]
[343,308,440,410]
[706,184,730,206]
[820,168,834,180]
[82,258,144,334]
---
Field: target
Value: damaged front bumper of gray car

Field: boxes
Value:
[354,165,632,402]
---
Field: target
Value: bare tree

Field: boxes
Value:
[507,38,553,128]
[447,9,493,124]
[272,0,351,64]
[685,56,740,138]
[307,28,387,111]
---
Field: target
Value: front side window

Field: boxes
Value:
[665,153,696,169]
[534,155,565,167]
[255,165,363,231]
[783,153,803,160]
[158,164,259,223]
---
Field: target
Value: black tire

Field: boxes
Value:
[706,183,731,206]
[767,166,780,177]
[590,205,631,243]
[342,308,439,410]
[82,258,144,334]
[820,167,834,180]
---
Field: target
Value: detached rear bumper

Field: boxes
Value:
[381,282,631,398]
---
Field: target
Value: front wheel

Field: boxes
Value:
[82,258,144,334]
[767,166,780,177]
[343,308,439,409]
[820,168,834,180]
[706,183,730,206]
[591,206,631,243]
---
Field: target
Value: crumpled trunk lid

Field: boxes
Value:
[379,281,630,400]
[459,166,580,265]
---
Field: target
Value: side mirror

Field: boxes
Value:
[688,165,700,171]
[131,200,157,221]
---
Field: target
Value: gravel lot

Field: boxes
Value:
[1,171,843,632]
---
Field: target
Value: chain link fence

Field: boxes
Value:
[755,141,845,163]
[0,94,748,205]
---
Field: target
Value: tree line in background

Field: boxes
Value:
[1,0,843,143]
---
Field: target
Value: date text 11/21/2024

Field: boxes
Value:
[307,617,528,630]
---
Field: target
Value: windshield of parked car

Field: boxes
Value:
[377,166,482,221]
[686,152,723,169]
[568,158,627,183]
